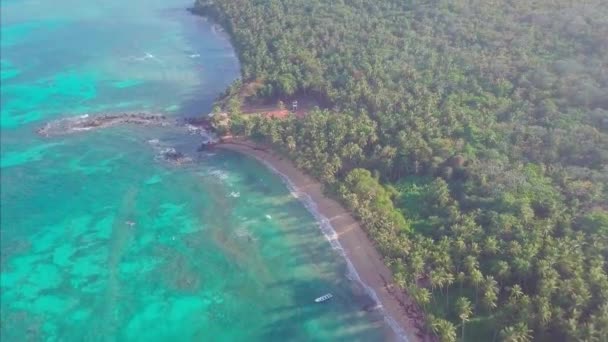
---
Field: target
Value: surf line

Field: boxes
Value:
[253,158,410,342]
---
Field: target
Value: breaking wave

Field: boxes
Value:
[256,159,410,342]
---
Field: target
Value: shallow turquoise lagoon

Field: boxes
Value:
[1,0,392,340]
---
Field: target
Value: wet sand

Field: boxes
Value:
[216,140,431,342]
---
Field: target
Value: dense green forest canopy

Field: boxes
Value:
[195,0,608,340]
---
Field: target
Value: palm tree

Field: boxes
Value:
[410,285,431,310]
[464,255,479,273]
[492,260,510,287]
[499,322,532,342]
[453,238,467,273]
[431,317,458,342]
[535,295,552,331]
[484,236,500,255]
[409,253,425,281]
[444,271,455,306]
[509,284,524,300]
[469,268,484,306]
[455,297,472,342]
[457,271,466,293]
[482,276,499,311]
[429,269,441,295]
[394,271,408,289]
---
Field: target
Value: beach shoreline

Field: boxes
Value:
[216,140,430,342]
[33,109,430,340]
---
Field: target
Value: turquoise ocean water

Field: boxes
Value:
[0,0,392,340]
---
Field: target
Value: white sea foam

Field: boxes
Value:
[208,169,229,181]
[37,114,96,136]
[147,140,192,165]
[184,124,217,143]
[185,124,199,133]
[124,52,164,65]
[72,126,94,132]
[257,159,410,342]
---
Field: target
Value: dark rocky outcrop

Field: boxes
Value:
[36,113,172,137]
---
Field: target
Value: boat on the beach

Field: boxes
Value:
[314,293,333,303]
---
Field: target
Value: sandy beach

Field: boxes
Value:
[216,140,431,342]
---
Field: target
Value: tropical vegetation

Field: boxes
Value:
[194,0,608,340]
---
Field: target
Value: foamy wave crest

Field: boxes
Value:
[185,124,218,143]
[147,140,192,166]
[37,114,96,136]
[180,118,220,148]
[257,159,410,342]
[207,168,229,181]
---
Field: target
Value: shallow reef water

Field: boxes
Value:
[0,0,392,340]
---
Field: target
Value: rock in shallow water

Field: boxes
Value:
[36,113,171,137]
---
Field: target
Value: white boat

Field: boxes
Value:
[315,293,333,303]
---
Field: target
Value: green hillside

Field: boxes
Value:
[195,0,608,340]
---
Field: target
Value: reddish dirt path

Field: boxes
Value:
[241,95,319,119]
